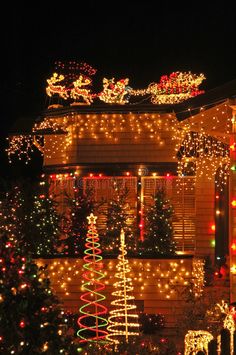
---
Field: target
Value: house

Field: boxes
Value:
[7,68,236,330]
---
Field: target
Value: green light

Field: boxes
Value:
[231,166,236,171]
[77,347,83,353]
[211,240,215,247]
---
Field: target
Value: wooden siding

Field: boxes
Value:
[36,257,197,329]
[195,172,215,257]
[43,113,179,167]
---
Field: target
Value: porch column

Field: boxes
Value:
[229,104,236,303]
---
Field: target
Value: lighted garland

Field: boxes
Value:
[77,213,108,343]
[107,229,139,344]
[176,129,230,190]
[6,135,44,163]
[7,112,178,163]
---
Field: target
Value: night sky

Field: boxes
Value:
[1,2,236,179]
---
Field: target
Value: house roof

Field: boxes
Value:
[8,78,236,134]
[173,78,236,120]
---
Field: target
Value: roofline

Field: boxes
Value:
[174,78,236,120]
[43,103,174,118]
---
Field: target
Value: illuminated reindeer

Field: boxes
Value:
[217,300,235,354]
[46,73,69,100]
[70,75,93,105]
[98,78,131,104]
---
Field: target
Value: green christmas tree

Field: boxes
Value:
[102,182,136,255]
[63,186,94,256]
[0,186,24,244]
[27,193,62,256]
[0,179,62,257]
[0,233,78,354]
[143,188,176,256]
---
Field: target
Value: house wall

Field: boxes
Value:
[43,113,180,167]
[36,256,202,329]
[42,111,219,260]
[195,169,215,259]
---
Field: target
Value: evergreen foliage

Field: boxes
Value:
[27,194,62,256]
[0,180,62,257]
[0,234,78,354]
[142,188,176,256]
[101,181,136,255]
[62,186,94,256]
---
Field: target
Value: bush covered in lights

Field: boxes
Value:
[0,234,78,354]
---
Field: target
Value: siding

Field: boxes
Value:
[36,257,198,329]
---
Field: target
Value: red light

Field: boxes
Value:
[211,224,215,231]
[126,172,130,176]
[214,272,219,276]
[89,173,93,177]
[99,174,102,177]
[232,200,236,207]
[139,224,143,228]
[166,173,170,177]
[19,321,25,328]
[215,195,219,199]
[232,243,236,251]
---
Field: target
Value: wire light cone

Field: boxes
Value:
[107,229,139,344]
[77,213,108,343]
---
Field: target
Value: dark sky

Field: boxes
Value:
[1,1,236,179]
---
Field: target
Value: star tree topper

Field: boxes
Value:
[87,213,97,225]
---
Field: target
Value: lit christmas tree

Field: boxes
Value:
[0,179,62,257]
[77,213,108,343]
[63,186,94,256]
[143,188,176,256]
[0,186,24,245]
[107,229,139,344]
[26,193,62,256]
[0,233,78,354]
[102,182,136,255]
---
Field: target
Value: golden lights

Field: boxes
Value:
[35,257,203,304]
[46,71,205,106]
[107,229,140,344]
[184,330,213,355]
[6,102,231,194]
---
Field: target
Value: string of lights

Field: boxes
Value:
[77,214,108,343]
[107,229,140,344]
